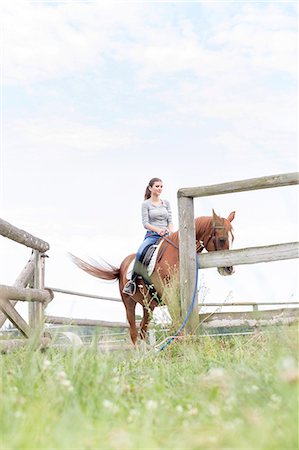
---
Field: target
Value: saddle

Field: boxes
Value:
[134,239,163,282]
[141,242,160,267]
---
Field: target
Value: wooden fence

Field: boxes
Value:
[0,218,53,338]
[177,172,299,333]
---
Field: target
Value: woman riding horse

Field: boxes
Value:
[71,209,235,345]
[123,177,173,296]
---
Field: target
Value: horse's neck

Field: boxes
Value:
[168,217,212,243]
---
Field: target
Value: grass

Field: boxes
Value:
[0,325,298,450]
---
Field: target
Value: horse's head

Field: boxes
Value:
[197,209,235,276]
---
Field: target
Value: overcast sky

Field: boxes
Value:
[0,0,298,325]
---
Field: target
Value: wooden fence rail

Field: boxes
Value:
[45,315,129,328]
[197,242,299,268]
[178,172,299,198]
[0,284,53,303]
[0,218,49,252]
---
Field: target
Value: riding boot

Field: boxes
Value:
[122,272,138,296]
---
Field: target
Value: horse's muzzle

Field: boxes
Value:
[217,266,235,276]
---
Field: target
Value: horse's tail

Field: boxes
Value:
[69,254,120,281]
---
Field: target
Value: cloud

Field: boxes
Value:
[4,117,138,159]
[2,0,146,85]
[3,1,296,88]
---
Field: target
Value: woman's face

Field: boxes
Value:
[150,181,163,196]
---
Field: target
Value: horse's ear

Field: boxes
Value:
[212,209,219,220]
[212,209,221,225]
[227,211,235,222]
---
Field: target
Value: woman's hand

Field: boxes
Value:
[158,228,169,236]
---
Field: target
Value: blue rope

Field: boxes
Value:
[157,255,199,352]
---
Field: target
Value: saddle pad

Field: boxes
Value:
[147,240,163,276]
[126,240,163,280]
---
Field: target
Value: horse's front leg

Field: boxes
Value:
[122,295,138,345]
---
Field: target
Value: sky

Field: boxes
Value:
[0,0,298,327]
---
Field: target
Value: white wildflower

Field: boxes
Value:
[60,378,73,391]
[208,404,220,416]
[102,399,119,414]
[245,384,259,393]
[56,370,73,392]
[278,356,298,384]
[187,407,198,416]
[56,370,67,380]
[270,394,281,404]
[145,400,158,410]
[206,367,226,379]
[270,394,281,409]
[42,358,51,369]
[280,356,296,371]
[175,405,183,413]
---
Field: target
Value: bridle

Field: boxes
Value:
[197,223,231,253]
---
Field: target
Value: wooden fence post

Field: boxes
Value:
[178,196,198,333]
[28,250,45,333]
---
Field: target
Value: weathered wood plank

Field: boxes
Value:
[0,298,31,337]
[178,196,198,333]
[178,172,299,198]
[199,308,299,329]
[45,315,129,328]
[200,301,299,307]
[47,287,122,302]
[0,337,51,353]
[0,218,49,252]
[29,251,45,330]
[0,253,36,328]
[197,242,299,269]
[0,284,54,303]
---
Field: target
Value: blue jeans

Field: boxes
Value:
[136,231,161,261]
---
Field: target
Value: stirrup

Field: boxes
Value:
[122,281,136,296]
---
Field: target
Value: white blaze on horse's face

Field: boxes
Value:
[213,210,235,277]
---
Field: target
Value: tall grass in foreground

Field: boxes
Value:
[0,326,298,450]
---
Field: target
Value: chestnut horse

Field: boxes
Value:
[72,210,235,344]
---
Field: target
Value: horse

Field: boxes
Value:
[71,209,235,345]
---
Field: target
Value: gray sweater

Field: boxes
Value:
[141,199,173,229]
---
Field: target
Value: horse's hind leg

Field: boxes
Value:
[123,296,138,345]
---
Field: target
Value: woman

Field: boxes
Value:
[123,177,174,296]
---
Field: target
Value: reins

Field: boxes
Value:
[161,223,227,256]
[162,235,179,250]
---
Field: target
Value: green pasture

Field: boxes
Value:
[1,326,298,450]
